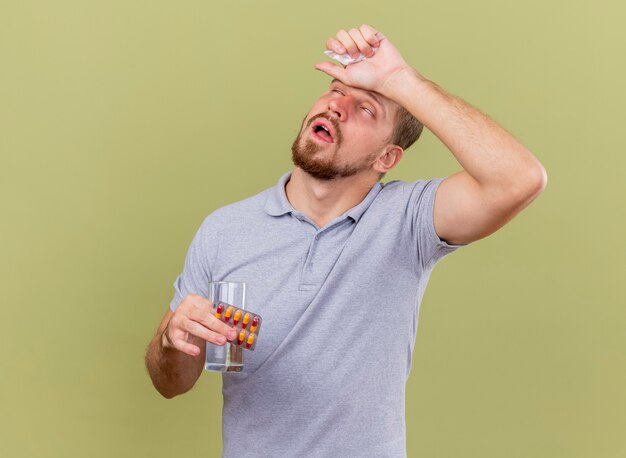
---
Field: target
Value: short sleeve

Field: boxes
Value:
[403,177,467,271]
[169,215,219,312]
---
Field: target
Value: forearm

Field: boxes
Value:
[383,67,547,194]
[145,330,204,399]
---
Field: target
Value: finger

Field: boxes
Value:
[186,300,235,336]
[359,24,381,47]
[348,28,374,57]
[336,29,359,59]
[170,336,202,356]
[181,293,213,315]
[314,62,346,81]
[188,307,238,341]
[326,37,346,54]
[184,317,233,345]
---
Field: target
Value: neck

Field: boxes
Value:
[285,167,377,228]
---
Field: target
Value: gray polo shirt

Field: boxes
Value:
[169,170,466,457]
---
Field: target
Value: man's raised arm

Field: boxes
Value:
[315,24,547,246]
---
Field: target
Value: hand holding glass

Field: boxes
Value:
[161,293,237,357]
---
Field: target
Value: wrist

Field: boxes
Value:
[381,66,429,104]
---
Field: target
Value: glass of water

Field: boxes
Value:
[205,281,246,372]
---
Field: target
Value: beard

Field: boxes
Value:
[290,113,375,181]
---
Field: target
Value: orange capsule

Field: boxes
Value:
[233,309,242,325]
[246,333,255,349]
[250,316,259,333]
[215,303,223,319]
[237,329,246,345]
[224,306,233,322]
[242,313,251,329]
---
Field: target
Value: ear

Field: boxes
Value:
[373,145,403,174]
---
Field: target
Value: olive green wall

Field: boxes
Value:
[1,1,624,457]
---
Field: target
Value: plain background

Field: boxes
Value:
[1,1,625,457]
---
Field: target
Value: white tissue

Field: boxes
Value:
[323,47,378,66]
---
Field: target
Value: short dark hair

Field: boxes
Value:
[378,106,424,180]
[390,105,424,150]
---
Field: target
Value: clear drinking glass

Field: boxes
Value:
[205,281,246,372]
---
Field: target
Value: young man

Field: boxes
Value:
[145,25,547,457]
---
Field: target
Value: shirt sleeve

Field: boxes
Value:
[169,215,219,312]
[403,177,467,272]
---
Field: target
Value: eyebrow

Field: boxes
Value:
[330,79,387,118]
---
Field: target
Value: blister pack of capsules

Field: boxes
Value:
[211,301,263,351]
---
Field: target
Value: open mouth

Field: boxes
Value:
[311,120,335,143]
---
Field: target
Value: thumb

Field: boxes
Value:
[314,62,346,81]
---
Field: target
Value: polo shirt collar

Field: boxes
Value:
[264,171,294,217]
[264,170,383,224]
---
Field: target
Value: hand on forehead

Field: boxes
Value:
[315,24,410,99]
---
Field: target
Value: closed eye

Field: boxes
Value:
[331,89,344,95]
[362,107,375,117]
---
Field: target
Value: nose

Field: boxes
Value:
[327,96,351,121]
